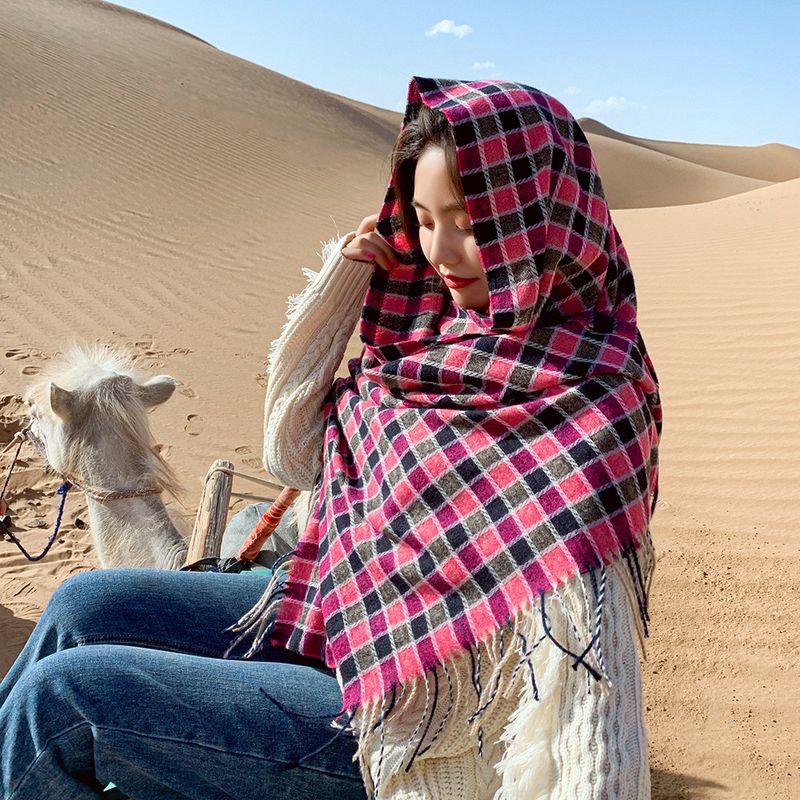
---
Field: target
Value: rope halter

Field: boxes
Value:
[16,421,164,503]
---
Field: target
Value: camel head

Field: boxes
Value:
[22,342,182,500]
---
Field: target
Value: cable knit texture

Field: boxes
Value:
[260,232,652,799]
[549,561,652,800]
[262,229,372,491]
[349,559,650,800]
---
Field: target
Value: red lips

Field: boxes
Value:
[442,275,477,289]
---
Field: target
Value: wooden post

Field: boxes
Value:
[187,459,233,564]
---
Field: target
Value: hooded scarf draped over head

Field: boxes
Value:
[225,74,662,754]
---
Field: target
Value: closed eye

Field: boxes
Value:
[416,222,473,233]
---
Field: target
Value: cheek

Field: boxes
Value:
[419,237,440,274]
[467,242,485,277]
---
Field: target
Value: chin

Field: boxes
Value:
[453,301,489,316]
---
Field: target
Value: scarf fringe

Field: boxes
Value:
[266,234,343,382]
[220,534,656,799]
[221,549,296,659]
[347,539,654,799]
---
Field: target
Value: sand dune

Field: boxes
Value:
[579,115,800,208]
[585,131,770,208]
[1,1,798,798]
[610,177,800,796]
[581,117,800,182]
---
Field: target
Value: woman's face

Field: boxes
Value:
[413,146,489,315]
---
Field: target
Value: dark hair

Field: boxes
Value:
[389,104,467,241]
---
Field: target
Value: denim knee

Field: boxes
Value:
[47,569,100,614]
[43,569,133,635]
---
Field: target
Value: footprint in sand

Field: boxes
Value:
[178,383,198,399]
[134,335,155,352]
[5,349,33,361]
[5,347,47,366]
[235,445,261,469]
[21,365,40,375]
[130,336,194,368]
[0,395,27,439]
[184,414,204,436]
[0,394,18,412]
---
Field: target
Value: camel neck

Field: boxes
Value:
[85,493,187,570]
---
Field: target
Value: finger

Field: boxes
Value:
[361,239,398,271]
[356,214,379,236]
[343,234,397,271]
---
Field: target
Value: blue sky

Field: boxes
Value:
[118,1,799,148]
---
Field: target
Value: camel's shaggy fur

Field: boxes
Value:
[23,342,189,569]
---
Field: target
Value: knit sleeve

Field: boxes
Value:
[262,230,374,490]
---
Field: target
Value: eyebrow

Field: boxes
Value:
[411,199,465,214]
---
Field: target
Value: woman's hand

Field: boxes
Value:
[341,214,400,271]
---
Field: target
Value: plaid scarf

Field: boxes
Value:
[224,75,661,765]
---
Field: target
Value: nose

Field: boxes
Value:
[427,226,461,269]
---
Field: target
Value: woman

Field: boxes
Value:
[0,76,661,800]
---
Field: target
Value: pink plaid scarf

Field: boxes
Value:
[225,75,661,761]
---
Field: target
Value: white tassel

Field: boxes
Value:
[221,560,292,659]
[493,608,564,800]
[266,233,343,382]
[347,571,623,799]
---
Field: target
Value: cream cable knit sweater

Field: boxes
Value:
[261,231,652,799]
[262,230,372,494]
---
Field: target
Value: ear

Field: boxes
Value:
[49,383,77,420]
[137,375,177,408]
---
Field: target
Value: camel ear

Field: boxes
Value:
[138,375,177,408]
[49,383,77,420]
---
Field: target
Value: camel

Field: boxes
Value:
[19,341,309,571]
[22,342,190,570]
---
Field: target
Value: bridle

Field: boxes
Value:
[0,418,163,561]
[13,420,164,501]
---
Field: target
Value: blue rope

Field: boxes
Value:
[0,481,71,562]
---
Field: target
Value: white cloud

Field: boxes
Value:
[425,19,473,38]
[565,85,580,96]
[472,60,496,70]
[580,95,629,113]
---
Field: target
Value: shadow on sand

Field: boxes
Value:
[652,766,727,799]
[0,603,35,682]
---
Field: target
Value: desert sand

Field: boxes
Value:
[1,1,798,797]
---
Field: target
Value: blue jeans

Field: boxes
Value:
[0,568,367,800]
